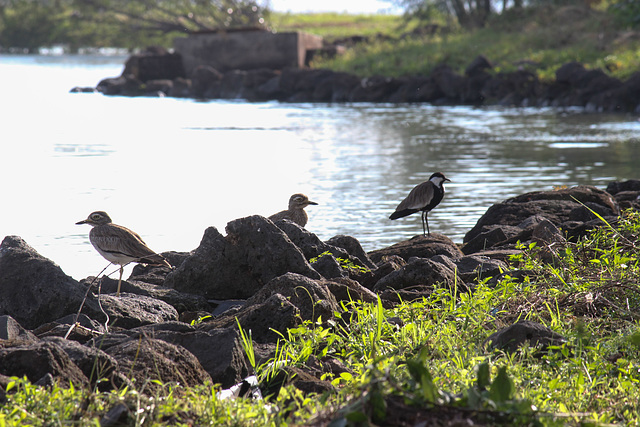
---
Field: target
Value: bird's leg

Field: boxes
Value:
[116,266,123,297]
[421,211,427,236]
[425,212,431,235]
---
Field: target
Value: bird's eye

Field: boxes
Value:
[91,214,101,220]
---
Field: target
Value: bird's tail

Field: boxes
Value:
[389,209,418,220]
[138,253,172,268]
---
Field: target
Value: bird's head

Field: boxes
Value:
[429,172,451,187]
[76,211,112,226]
[289,193,318,209]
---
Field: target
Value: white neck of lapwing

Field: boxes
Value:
[430,176,445,188]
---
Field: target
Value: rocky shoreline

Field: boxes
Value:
[1,180,639,407]
[73,48,640,114]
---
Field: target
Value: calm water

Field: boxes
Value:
[1,54,639,280]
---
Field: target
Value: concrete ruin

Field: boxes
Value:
[174,29,323,76]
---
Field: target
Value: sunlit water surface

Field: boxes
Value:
[1,55,639,280]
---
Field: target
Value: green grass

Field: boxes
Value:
[269,12,406,41]
[2,210,640,425]
[272,6,640,82]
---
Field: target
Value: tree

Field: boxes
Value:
[387,0,493,27]
[71,0,268,35]
[0,0,269,51]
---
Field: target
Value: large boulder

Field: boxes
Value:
[0,236,89,330]
[164,216,321,299]
[0,341,89,387]
[122,47,185,82]
[368,233,463,264]
[373,257,460,293]
[103,337,213,390]
[464,186,619,245]
[246,273,340,324]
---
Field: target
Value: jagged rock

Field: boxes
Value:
[325,235,377,270]
[368,233,463,264]
[33,313,106,343]
[360,255,406,290]
[85,275,212,314]
[274,221,375,272]
[41,336,127,390]
[373,257,460,293]
[129,251,190,284]
[465,55,493,76]
[91,293,179,329]
[0,236,90,330]
[206,294,301,344]
[311,253,347,279]
[350,75,403,102]
[103,337,212,390]
[122,48,185,82]
[464,186,619,245]
[485,320,567,352]
[324,277,378,304]
[0,341,89,387]
[87,52,640,112]
[165,216,321,299]
[0,315,37,342]
[95,321,250,388]
[433,255,508,283]
[190,65,223,98]
[606,179,640,211]
[463,214,551,254]
[246,273,340,323]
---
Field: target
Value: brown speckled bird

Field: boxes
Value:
[76,211,171,296]
[269,193,318,228]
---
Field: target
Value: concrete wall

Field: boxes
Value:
[174,30,323,76]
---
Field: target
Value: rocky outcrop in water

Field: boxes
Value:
[1,180,639,397]
[76,48,640,113]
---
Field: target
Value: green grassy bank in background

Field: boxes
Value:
[272,6,640,81]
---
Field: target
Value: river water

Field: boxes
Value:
[1,54,639,280]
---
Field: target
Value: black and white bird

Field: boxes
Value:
[76,211,171,296]
[389,172,451,236]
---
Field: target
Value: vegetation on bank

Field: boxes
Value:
[2,210,640,425]
[274,5,640,82]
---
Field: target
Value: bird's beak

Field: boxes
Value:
[308,201,318,206]
[76,219,88,225]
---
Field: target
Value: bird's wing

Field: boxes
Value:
[395,181,435,212]
[268,210,290,222]
[90,225,155,259]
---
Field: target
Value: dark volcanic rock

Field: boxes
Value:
[464,186,619,244]
[164,216,321,300]
[122,48,185,82]
[0,236,90,330]
[0,341,89,387]
[103,337,212,390]
[246,273,339,323]
[86,50,640,112]
[0,315,37,342]
[373,257,460,293]
[485,320,567,352]
[368,233,463,264]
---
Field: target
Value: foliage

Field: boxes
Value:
[608,0,640,28]
[311,4,640,81]
[0,0,267,52]
[2,211,640,425]
[309,250,371,273]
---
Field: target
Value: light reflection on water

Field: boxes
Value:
[1,55,639,280]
